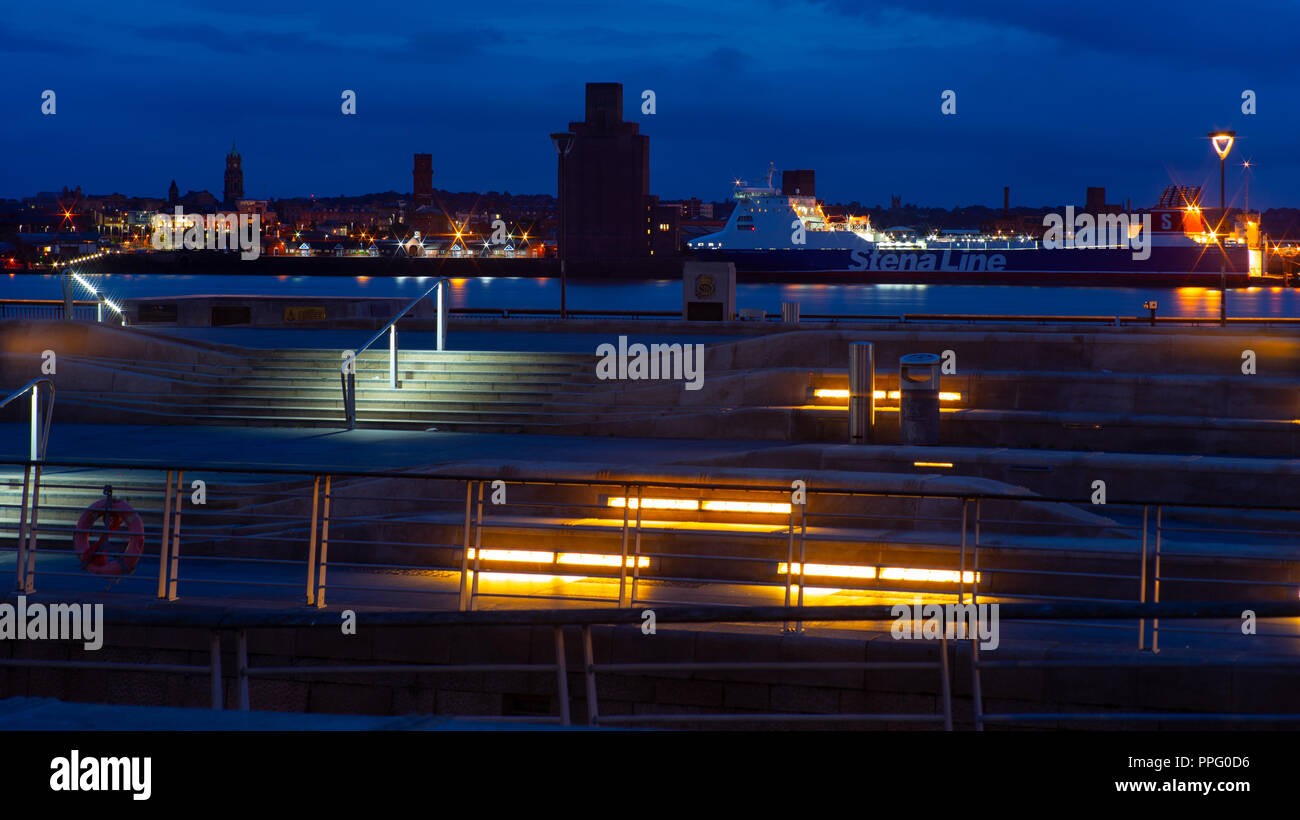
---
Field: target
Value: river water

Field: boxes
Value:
[5,273,1300,318]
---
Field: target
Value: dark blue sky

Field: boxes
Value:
[2,1,1295,208]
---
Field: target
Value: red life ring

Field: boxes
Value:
[73,498,145,576]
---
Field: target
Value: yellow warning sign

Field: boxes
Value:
[285,306,327,322]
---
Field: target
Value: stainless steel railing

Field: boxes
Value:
[1,379,54,593]
[3,458,1299,653]
[339,277,450,429]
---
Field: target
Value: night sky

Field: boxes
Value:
[2,1,1295,208]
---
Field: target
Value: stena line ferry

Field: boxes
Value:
[686,169,1255,284]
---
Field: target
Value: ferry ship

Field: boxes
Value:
[687,170,1255,284]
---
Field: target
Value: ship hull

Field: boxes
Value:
[691,245,1252,286]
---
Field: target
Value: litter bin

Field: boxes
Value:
[899,353,941,445]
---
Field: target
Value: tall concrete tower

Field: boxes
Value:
[223,142,244,208]
[413,153,433,207]
[558,83,650,260]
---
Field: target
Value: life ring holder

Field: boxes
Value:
[73,485,145,576]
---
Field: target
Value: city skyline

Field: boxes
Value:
[2,1,1296,208]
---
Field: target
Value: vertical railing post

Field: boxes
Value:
[13,464,30,593]
[458,481,474,611]
[237,629,250,711]
[617,484,631,607]
[971,639,984,732]
[166,470,183,600]
[971,499,981,605]
[29,387,38,461]
[436,282,446,352]
[306,476,321,606]
[158,470,175,599]
[316,476,332,608]
[783,503,795,633]
[582,625,599,726]
[795,498,807,633]
[629,486,644,608]
[553,626,571,727]
[938,631,953,731]
[388,324,398,389]
[340,351,356,430]
[22,463,42,593]
[958,498,968,605]
[1138,505,1148,651]
[209,631,223,710]
[1153,506,1162,654]
[469,481,484,609]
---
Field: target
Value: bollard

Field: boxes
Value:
[781,302,800,323]
[848,343,874,445]
[899,353,941,446]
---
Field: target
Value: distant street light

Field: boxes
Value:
[1208,130,1236,212]
[550,132,575,320]
[1208,130,1236,326]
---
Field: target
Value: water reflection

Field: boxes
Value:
[3,273,1299,318]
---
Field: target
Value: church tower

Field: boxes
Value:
[223,142,244,207]
[168,179,179,206]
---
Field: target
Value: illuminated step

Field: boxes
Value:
[607,497,792,514]
[779,562,979,584]
[814,389,962,401]
[467,548,649,568]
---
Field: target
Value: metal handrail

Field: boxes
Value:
[0,378,54,462]
[3,379,54,593]
[340,277,450,428]
[9,454,1300,512]
[350,276,452,363]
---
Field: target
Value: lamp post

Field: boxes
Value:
[1208,130,1236,326]
[550,132,575,320]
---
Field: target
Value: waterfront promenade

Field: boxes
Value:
[2,311,1299,727]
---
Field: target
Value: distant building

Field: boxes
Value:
[781,170,815,197]
[168,180,179,206]
[557,82,651,260]
[666,197,713,220]
[647,196,680,256]
[236,199,275,228]
[1085,186,1122,215]
[223,142,244,207]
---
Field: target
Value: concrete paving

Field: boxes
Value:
[0,697,571,730]
[0,422,788,473]
[145,326,741,353]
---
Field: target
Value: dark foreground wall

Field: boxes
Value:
[2,620,1294,729]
